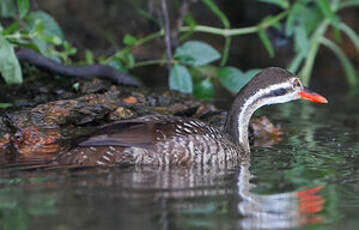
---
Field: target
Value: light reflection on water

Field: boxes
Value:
[0,95,359,229]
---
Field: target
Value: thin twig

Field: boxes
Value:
[172,0,197,47]
[161,0,173,70]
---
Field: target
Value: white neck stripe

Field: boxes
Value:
[237,81,294,149]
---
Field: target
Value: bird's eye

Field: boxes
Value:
[292,79,302,89]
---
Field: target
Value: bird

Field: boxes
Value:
[54,67,327,167]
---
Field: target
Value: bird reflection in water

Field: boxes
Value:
[96,160,325,229]
[237,163,325,229]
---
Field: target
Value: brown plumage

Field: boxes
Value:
[56,115,242,167]
[52,67,327,167]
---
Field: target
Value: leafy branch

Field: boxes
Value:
[0,0,77,84]
[287,0,359,88]
[1,0,359,101]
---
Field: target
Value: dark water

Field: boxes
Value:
[1,92,359,230]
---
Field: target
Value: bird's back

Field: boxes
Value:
[55,115,243,167]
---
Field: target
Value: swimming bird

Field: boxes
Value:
[55,67,327,167]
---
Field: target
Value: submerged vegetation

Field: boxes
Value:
[0,0,359,100]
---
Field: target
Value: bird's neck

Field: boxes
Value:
[224,87,270,152]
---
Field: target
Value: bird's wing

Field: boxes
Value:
[77,118,177,150]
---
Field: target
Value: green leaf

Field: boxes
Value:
[201,0,230,28]
[194,78,215,99]
[245,69,262,79]
[25,11,64,39]
[63,41,77,55]
[262,16,281,31]
[180,13,197,41]
[175,41,220,67]
[218,67,260,93]
[123,34,137,45]
[320,37,358,87]
[285,2,323,36]
[120,52,135,69]
[0,0,17,18]
[72,82,80,91]
[16,0,29,18]
[285,3,306,36]
[316,0,341,41]
[294,26,309,54]
[258,29,274,57]
[201,0,230,67]
[169,64,193,93]
[30,37,47,54]
[107,58,128,73]
[0,103,12,109]
[0,35,22,84]
[258,0,289,9]
[85,50,94,64]
[43,35,62,45]
[316,0,336,19]
[189,65,218,80]
[184,13,197,27]
[2,22,20,35]
[339,22,359,52]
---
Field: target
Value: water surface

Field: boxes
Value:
[0,92,358,230]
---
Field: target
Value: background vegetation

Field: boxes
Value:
[1,0,359,100]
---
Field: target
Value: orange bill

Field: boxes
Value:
[299,88,328,103]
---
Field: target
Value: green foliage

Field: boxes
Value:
[258,28,274,57]
[201,0,231,66]
[218,67,261,94]
[321,37,358,86]
[16,0,29,18]
[0,0,76,83]
[169,40,258,97]
[25,11,64,39]
[259,0,289,9]
[294,27,309,55]
[201,0,230,28]
[193,78,215,99]
[107,58,129,73]
[175,41,221,67]
[169,41,220,95]
[114,0,359,97]
[0,35,22,84]
[1,0,359,98]
[281,0,359,87]
[169,64,193,93]
[123,34,137,46]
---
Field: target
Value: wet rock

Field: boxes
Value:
[79,78,111,94]
[249,116,283,147]
[0,134,10,154]
[11,126,61,158]
[28,86,122,127]
[109,107,135,121]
